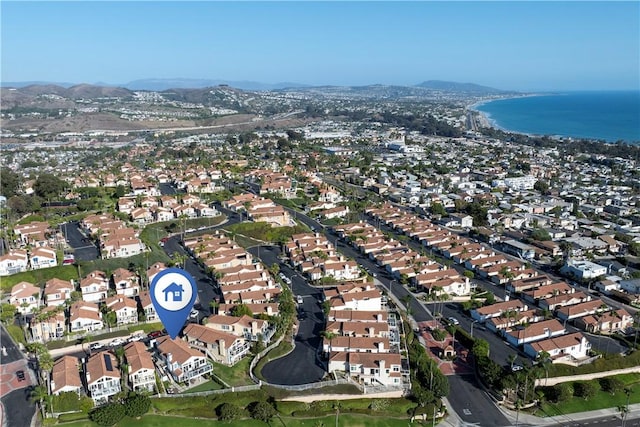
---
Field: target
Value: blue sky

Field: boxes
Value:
[2,1,639,91]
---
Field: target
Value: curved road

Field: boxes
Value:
[248,245,327,385]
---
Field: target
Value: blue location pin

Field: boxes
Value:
[150,267,198,339]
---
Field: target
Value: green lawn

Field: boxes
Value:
[58,413,414,427]
[212,357,255,386]
[182,380,224,393]
[536,373,640,417]
[5,324,27,347]
[1,265,79,291]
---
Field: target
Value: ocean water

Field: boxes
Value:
[474,91,640,143]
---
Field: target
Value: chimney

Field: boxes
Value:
[379,358,386,374]
[219,339,226,357]
[166,352,173,364]
[377,341,384,352]
[376,313,382,322]
[85,372,91,383]
[50,380,55,393]
[369,326,375,337]
[266,306,272,315]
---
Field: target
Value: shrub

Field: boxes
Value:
[600,377,624,395]
[89,403,125,426]
[249,401,276,423]
[573,381,597,400]
[124,393,151,418]
[218,402,242,422]
[553,383,573,402]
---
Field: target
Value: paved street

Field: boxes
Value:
[446,375,511,427]
[60,220,99,261]
[248,245,327,385]
[0,325,37,427]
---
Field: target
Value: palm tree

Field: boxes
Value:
[30,385,49,419]
[209,299,220,315]
[321,330,337,358]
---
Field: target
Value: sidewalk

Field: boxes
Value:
[500,402,640,426]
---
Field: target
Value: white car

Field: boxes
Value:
[448,317,460,326]
[89,342,104,351]
[296,295,303,304]
[127,334,143,343]
[189,309,199,319]
[109,338,125,347]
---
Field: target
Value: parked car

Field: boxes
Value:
[511,364,523,372]
[109,338,125,347]
[127,334,143,343]
[189,309,199,319]
[147,330,164,339]
[448,317,460,326]
[89,342,104,351]
[16,370,25,381]
[296,295,304,304]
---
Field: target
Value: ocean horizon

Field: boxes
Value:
[472,91,640,144]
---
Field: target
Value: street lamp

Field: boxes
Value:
[470,320,479,339]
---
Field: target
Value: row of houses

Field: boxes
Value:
[223,193,293,227]
[322,284,405,387]
[117,193,218,224]
[81,214,145,259]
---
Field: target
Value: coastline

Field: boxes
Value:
[465,91,640,143]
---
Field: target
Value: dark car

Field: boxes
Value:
[147,330,164,339]
[16,370,26,381]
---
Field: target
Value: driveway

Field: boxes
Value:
[162,236,221,317]
[248,245,326,385]
[60,220,99,261]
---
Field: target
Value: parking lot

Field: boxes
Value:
[60,221,99,261]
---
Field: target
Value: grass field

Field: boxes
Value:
[57,413,415,427]
[211,358,255,387]
[536,373,640,417]
[0,265,79,291]
[182,380,224,393]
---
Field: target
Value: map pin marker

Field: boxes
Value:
[150,267,198,340]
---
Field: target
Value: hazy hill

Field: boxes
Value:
[415,80,508,94]
[124,78,309,91]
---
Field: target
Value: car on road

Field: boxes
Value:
[448,317,460,326]
[16,370,25,381]
[296,295,303,304]
[511,365,523,372]
[89,342,104,351]
[109,338,125,347]
[189,309,199,319]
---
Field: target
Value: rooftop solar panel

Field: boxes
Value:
[104,354,113,371]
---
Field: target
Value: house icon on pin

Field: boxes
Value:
[163,282,184,302]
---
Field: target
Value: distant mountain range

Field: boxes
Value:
[1,78,509,94]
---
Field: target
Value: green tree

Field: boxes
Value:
[124,393,151,418]
[553,383,573,402]
[218,402,242,422]
[0,303,17,323]
[534,180,550,195]
[89,403,126,426]
[472,339,490,358]
[249,401,276,424]
[30,385,50,418]
[230,304,253,318]
[573,381,597,400]
[0,167,22,197]
[34,173,66,200]
[531,228,551,241]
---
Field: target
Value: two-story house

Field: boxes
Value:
[124,342,156,393]
[69,301,104,333]
[85,351,121,405]
[80,271,109,303]
[105,296,138,325]
[44,278,74,307]
[10,281,41,314]
[328,352,402,387]
[155,337,212,383]
[51,355,83,396]
[112,268,139,297]
[30,307,66,343]
[183,323,251,366]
